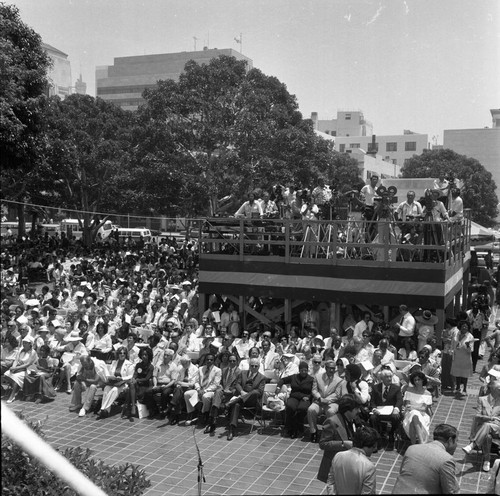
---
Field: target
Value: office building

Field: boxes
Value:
[96,48,253,111]
[443,109,500,213]
[312,111,428,168]
[74,74,87,95]
[42,42,72,99]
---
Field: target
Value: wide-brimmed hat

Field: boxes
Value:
[25,298,40,307]
[416,310,438,325]
[22,335,34,344]
[181,280,192,286]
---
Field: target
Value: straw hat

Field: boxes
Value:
[416,310,438,325]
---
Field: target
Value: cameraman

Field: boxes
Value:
[312,178,332,220]
[360,175,380,241]
[448,188,463,222]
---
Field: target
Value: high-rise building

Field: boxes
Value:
[42,42,72,99]
[74,74,87,95]
[96,48,253,111]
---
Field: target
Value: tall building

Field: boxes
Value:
[74,74,87,95]
[96,48,253,111]
[443,109,500,214]
[42,42,72,99]
[312,110,428,168]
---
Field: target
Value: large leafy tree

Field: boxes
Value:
[0,3,51,232]
[44,94,134,246]
[402,148,498,226]
[139,55,354,215]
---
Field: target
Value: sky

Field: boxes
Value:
[10,0,500,144]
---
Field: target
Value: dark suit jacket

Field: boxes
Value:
[236,370,266,397]
[370,383,403,410]
[317,413,353,483]
[221,366,242,393]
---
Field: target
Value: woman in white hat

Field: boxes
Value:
[415,310,438,352]
[4,335,38,403]
[54,331,88,394]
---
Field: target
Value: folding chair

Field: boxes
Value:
[259,383,285,434]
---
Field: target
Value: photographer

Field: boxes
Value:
[300,190,319,258]
[360,175,379,241]
[448,188,463,222]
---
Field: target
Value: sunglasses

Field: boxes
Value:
[313,361,321,364]
[229,360,237,363]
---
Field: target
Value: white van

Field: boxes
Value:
[117,228,152,242]
[60,219,115,241]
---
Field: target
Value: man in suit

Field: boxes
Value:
[392,423,459,494]
[462,379,500,472]
[183,354,221,426]
[331,426,379,495]
[260,339,278,374]
[204,353,241,434]
[369,368,403,450]
[316,394,362,488]
[308,360,346,442]
[225,357,266,440]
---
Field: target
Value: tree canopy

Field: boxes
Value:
[402,148,498,226]
[43,94,135,244]
[0,3,52,232]
[138,55,359,215]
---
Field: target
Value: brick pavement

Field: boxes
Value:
[4,355,492,495]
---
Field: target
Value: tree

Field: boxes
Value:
[140,55,353,215]
[401,148,498,226]
[44,94,134,246]
[0,3,51,234]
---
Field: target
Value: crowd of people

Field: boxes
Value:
[225,174,467,262]
[1,220,499,495]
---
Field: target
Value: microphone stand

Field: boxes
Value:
[192,424,206,496]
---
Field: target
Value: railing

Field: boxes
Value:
[198,212,471,267]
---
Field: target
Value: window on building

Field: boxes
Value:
[350,143,360,149]
[331,131,337,136]
[386,142,397,152]
[405,141,417,151]
[392,159,397,165]
[345,113,351,120]
[367,142,378,152]
[339,144,346,153]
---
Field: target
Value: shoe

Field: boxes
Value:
[66,389,72,394]
[6,398,15,404]
[78,408,86,417]
[227,427,234,441]
[483,461,491,472]
[310,432,319,443]
[204,424,212,434]
[170,416,178,425]
[209,423,216,434]
[386,439,395,452]
[69,405,81,412]
[290,431,297,439]
[121,406,129,419]
[34,398,42,405]
[462,443,474,455]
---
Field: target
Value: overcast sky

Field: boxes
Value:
[11,0,500,144]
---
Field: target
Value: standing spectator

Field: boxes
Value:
[450,321,474,396]
[331,426,379,495]
[467,300,488,372]
[395,305,416,349]
[392,424,459,494]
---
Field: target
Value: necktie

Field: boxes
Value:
[202,367,210,388]
[226,368,234,387]
[383,386,389,400]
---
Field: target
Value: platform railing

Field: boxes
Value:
[198,211,471,267]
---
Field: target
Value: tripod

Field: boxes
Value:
[371,203,399,261]
[422,212,444,262]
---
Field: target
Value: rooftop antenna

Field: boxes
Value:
[234,33,242,53]
[193,36,198,51]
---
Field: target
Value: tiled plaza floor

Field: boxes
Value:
[3,354,493,495]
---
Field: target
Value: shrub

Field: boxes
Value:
[2,411,151,496]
